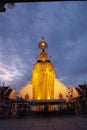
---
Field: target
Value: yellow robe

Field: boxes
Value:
[32,60,55,100]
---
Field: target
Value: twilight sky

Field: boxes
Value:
[0,1,87,90]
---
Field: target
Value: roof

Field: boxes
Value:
[79,85,86,91]
[76,85,87,96]
[5,88,12,97]
[75,87,83,95]
[0,86,13,99]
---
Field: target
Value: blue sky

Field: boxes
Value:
[0,1,87,90]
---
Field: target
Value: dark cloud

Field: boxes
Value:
[0,2,87,88]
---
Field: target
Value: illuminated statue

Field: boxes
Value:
[32,37,56,100]
[18,38,79,103]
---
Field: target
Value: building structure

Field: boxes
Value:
[18,38,79,103]
[0,85,16,102]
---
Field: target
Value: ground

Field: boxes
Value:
[0,115,87,130]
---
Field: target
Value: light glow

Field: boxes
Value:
[32,61,55,100]
[38,96,40,100]
[47,94,50,100]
